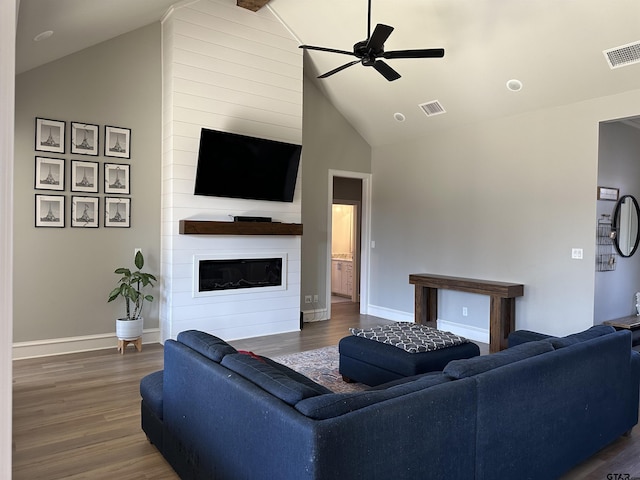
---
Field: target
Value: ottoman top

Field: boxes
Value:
[350,323,469,353]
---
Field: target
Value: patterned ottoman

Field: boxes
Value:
[338,323,480,386]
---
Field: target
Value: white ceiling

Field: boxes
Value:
[16,0,640,147]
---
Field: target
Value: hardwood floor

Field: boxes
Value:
[12,302,639,479]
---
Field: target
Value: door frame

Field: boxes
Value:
[327,169,372,318]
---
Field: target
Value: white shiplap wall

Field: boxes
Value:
[161,0,303,342]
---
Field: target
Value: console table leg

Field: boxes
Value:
[415,286,437,328]
[490,296,515,353]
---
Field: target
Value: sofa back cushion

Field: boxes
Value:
[295,373,451,419]
[177,330,237,362]
[221,353,330,406]
[549,324,615,349]
[444,340,555,379]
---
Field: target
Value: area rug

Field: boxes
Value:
[273,345,368,394]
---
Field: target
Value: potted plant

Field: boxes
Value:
[108,250,157,341]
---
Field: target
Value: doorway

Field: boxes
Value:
[327,170,372,318]
[331,202,359,304]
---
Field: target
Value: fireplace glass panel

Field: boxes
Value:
[199,258,283,292]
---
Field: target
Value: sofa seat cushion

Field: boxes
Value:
[221,353,331,406]
[549,325,615,349]
[140,370,164,419]
[177,330,237,362]
[444,340,555,379]
[295,373,451,419]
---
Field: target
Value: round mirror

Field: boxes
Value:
[612,195,640,257]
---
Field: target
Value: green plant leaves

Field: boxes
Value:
[107,251,156,320]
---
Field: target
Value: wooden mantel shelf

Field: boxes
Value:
[179,220,303,236]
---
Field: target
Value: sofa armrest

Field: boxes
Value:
[507,330,553,348]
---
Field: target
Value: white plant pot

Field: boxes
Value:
[116,317,143,340]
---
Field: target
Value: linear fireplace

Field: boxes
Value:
[193,253,287,297]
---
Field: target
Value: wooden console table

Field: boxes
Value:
[409,274,524,353]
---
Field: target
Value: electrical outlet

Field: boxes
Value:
[462,307,468,317]
[571,248,583,260]
[313,294,319,303]
[304,295,312,304]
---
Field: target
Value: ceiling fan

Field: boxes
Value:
[299,0,444,82]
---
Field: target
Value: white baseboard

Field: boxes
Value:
[436,320,489,344]
[302,307,329,323]
[365,305,489,344]
[367,304,413,322]
[13,328,161,360]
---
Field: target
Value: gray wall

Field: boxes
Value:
[370,89,640,337]
[594,121,640,322]
[13,24,161,342]
[301,79,371,312]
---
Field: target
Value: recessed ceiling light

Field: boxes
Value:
[394,112,406,122]
[33,30,54,42]
[506,79,523,92]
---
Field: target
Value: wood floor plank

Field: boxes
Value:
[12,303,639,478]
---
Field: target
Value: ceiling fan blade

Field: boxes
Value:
[373,60,401,81]
[366,24,394,52]
[318,60,361,79]
[299,45,355,57]
[383,48,445,59]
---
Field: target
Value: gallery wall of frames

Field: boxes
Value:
[33,117,133,228]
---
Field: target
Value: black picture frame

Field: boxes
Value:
[104,163,130,194]
[35,194,65,228]
[34,156,65,191]
[104,125,131,159]
[71,160,99,193]
[35,118,65,154]
[71,196,99,228]
[104,197,130,228]
[71,122,99,156]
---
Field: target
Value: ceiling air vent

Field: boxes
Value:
[419,100,446,117]
[603,41,640,69]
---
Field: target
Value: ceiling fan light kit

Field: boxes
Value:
[299,0,444,81]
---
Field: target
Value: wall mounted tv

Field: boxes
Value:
[194,128,302,202]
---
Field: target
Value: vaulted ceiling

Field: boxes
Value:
[16,0,640,146]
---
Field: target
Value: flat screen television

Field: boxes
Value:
[194,128,302,202]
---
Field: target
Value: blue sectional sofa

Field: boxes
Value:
[141,326,640,480]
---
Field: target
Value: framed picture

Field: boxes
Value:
[597,186,619,201]
[71,196,99,228]
[35,118,65,154]
[105,197,130,228]
[71,160,99,193]
[35,194,65,228]
[34,156,65,191]
[104,125,131,159]
[71,122,99,155]
[104,163,130,194]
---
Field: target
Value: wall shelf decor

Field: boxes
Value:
[596,214,616,271]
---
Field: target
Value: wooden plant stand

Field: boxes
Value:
[117,337,142,354]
